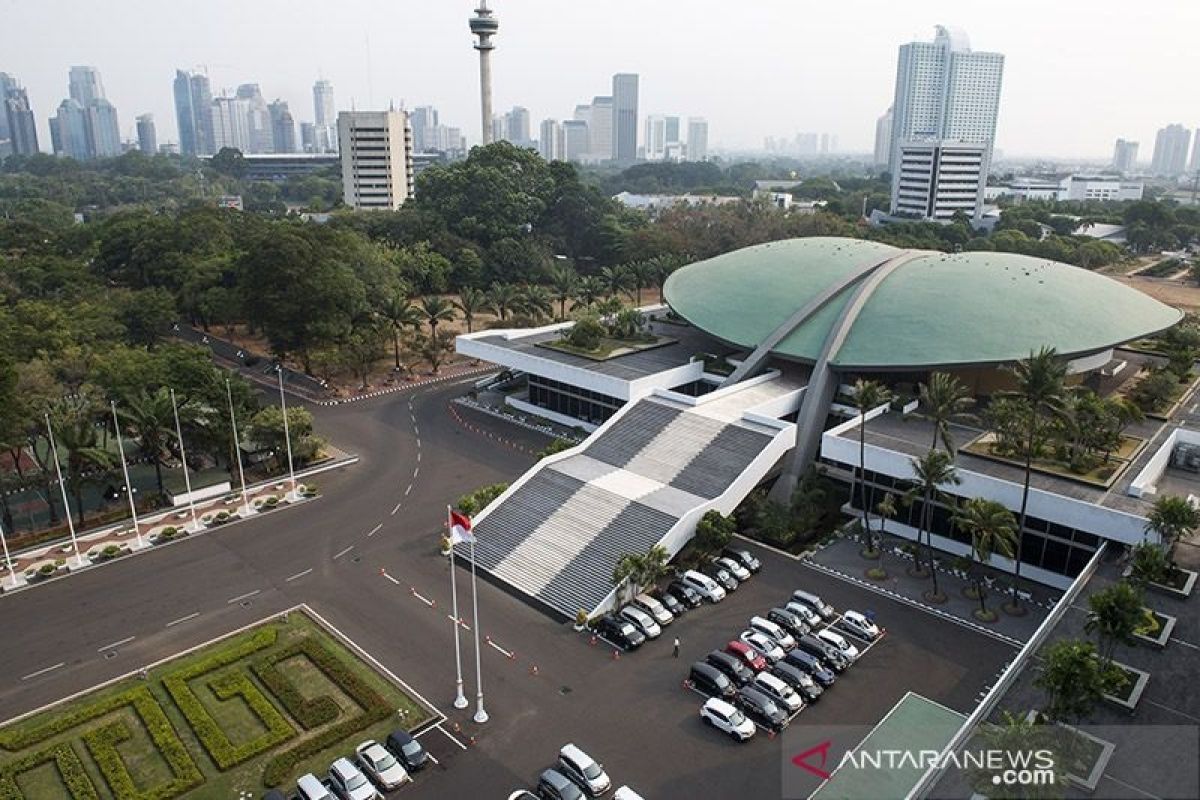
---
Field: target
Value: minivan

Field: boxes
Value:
[784,649,837,687]
[538,768,585,800]
[796,634,849,672]
[681,570,726,602]
[630,593,674,626]
[753,672,803,713]
[705,649,755,686]
[791,589,835,620]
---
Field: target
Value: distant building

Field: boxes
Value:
[891,140,987,221]
[49,66,119,160]
[268,100,296,153]
[174,69,214,156]
[1057,175,1143,202]
[3,80,39,157]
[612,73,639,164]
[136,114,156,154]
[1150,124,1191,177]
[589,96,614,163]
[50,99,89,160]
[68,66,104,106]
[538,119,562,161]
[410,106,438,152]
[665,116,681,149]
[612,191,739,213]
[0,73,16,157]
[644,114,666,161]
[229,152,338,182]
[312,79,337,152]
[1190,130,1200,176]
[215,194,244,210]
[210,96,251,152]
[1112,138,1139,174]
[299,122,317,153]
[562,119,589,163]
[503,106,531,146]
[874,107,893,168]
[337,110,414,210]
[686,117,708,161]
[236,84,273,154]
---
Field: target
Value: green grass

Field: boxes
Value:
[536,335,676,361]
[0,610,431,799]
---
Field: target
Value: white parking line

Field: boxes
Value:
[416,451,421,462]
[446,614,471,631]
[333,545,355,561]
[433,721,468,751]
[165,612,200,628]
[367,523,383,537]
[96,636,135,653]
[21,663,64,681]
[381,570,402,586]
[404,485,413,496]
[285,568,313,582]
[391,502,403,515]
[226,590,260,605]
[413,467,420,479]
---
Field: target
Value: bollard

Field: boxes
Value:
[452,721,461,733]
[379,567,385,575]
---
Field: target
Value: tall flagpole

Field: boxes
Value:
[110,401,144,549]
[0,516,16,586]
[45,414,83,567]
[277,367,298,501]
[169,389,199,531]
[448,506,468,709]
[469,533,488,724]
[226,379,252,517]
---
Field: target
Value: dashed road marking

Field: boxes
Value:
[413,466,420,479]
[367,523,383,537]
[21,663,64,681]
[405,485,413,496]
[391,502,403,515]
[96,636,135,653]
[285,568,313,582]
[333,545,355,561]
[166,612,200,628]
[226,590,260,605]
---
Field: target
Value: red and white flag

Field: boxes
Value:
[449,510,475,545]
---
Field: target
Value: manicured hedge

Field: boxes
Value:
[253,657,338,730]
[0,742,99,800]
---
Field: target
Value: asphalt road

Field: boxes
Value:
[0,378,1016,800]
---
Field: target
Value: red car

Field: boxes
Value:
[724,640,767,672]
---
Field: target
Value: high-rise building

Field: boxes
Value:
[410,106,439,151]
[312,79,337,152]
[1111,139,1139,174]
[469,0,499,145]
[50,99,90,160]
[174,70,214,156]
[504,106,531,146]
[589,96,613,162]
[562,119,589,163]
[1151,124,1192,177]
[873,107,893,168]
[210,96,251,152]
[85,98,121,158]
[49,66,119,160]
[538,119,562,161]
[891,141,986,221]
[491,115,504,144]
[888,26,1004,176]
[2,76,38,157]
[1190,131,1200,176]
[136,114,157,154]
[0,73,16,157]
[299,122,317,153]
[338,110,414,210]
[665,116,681,147]
[268,100,295,153]
[237,84,273,153]
[68,66,105,106]
[644,114,666,161]
[612,73,639,163]
[686,117,708,161]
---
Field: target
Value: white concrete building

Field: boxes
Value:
[538,118,563,161]
[686,117,708,161]
[1151,124,1191,177]
[891,140,987,221]
[337,110,414,211]
[1058,175,1144,202]
[874,106,893,168]
[562,120,589,163]
[1112,138,1139,174]
[644,114,666,161]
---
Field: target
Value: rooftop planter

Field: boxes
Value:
[963,432,1139,489]
[1022,711,1115,793]
[1101,661,1150,713]
[1125,563,1198,599]
[1132,607,1176,649]
[537,334,676,361]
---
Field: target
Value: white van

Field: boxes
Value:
[681,570,726,602]
[817,628,860,662]
[749,616,796,651]
[791,589,835,620]
[631,593,674,626]
[753,672,803,713]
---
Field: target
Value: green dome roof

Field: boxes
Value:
[663,237,1182,370]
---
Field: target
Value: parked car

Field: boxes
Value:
[739,630,785,664]
[680,570,726,602]
[665,580,704,609]
[699,697,756,741]
[537,768,585,800]
[355,740,411,790]
[736,685,790,731]
[784,649,837,687]
[795,634,849,672]
[384,728,429,772]
[688,661,737,699]
[593,615,646,650]
[749,615,796,651]
[784,601,823,629]
[296,774,335,800]
[558,744,612,797]
[839,609,881,641]
[508,792,540,800]
[723,547,762,573]
[791,589,836,620]
[619,605,662,639]
[262,791,289,800]
[706,649,755,686]
[817,628,860,662]
[613,787,646,800]
[768,606,811,639]
[771,661,824,702]
[651,588,686,617]
[630,593,674,626]
[715,555,751,582]
[753,672,804,714]
[724,640,767,672]
[701,562,739,591]
[328,757,381,800]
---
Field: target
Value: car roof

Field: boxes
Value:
[541,768,574,787]
[757,672,787,690]
[297,773,327,791]
[388,728,414,744]
[726,640,750,652]
[331,758,357,776]
[704,697,737,715]
[560,743,595,765]
[633,593,659,604]
[691,661,722,678]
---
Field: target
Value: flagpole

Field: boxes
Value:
[45,413,83,568]
[226,379,252,517]
[111,401,144,549]
[277,367,297,501]
[0,516,17,586]
[469,533,488,724]
[170,389,199,532]
[448,506,468,709]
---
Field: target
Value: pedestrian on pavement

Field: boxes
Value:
[673,637,680,658]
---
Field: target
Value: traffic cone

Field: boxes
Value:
[612,649,620,660]
[530,664,539,676]
[589,635,597,646]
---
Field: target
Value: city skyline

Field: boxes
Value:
[2,0,1198,159]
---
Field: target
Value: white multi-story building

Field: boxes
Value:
[562,119,589,163]
[873,107,893,168]
[891,141,986,221]
[337,110,414,211]
[210,96,251,153]
[1112,138,1139,174]
[589,96,613,163]
[1190,130,1200,176]
[1058,175,1144,202]
[1151,124,1191,177]
[686,117,708,161]
[538,118,563,161]
[644,114,667,160]
[313,79,337,153]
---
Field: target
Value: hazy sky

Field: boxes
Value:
[4,0,1198,159]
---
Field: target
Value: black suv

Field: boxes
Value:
[666,580,703,609]
[700,562,739,591]
[385,728,429,771]
[705,649,755,686]
[736,685,789,731]
[767,607,810,639]
[652,588,686,617]
[771,661,824,702]
[784,649,837,687]
[723,547,762,573]
[593,616,646,651]
[795,634,849,672]
[688,661,736,700]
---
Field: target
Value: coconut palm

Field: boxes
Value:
[1144,494,1200,557]
[851,379,891,554]
[648,253,686,293]
[918,371,976,454]
[517,284,554,323]
[378,291,423,369]
[118,387,176,498]
[418,295,457,339]
[455,287,488,334]
[871,492,898,578]
[548,264,579,320]
[576,276,606,310]
[625,261,653,306]
[905,448,961,601]
[953,498,1018,619]
[487,282,520,322]
[612,552,645,604]
[600,265,632,299]
[1000,347,1068,613]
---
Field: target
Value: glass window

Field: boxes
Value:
[1041,538,1070,574]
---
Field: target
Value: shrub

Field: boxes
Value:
[538,438,574,459]
[0,742,99,800]
[1129,541,1172,586]
[264,496,279,508]
[38,563,56,576]
[161,526,177,537]
[455,483,509,516]
[562,315,605,351]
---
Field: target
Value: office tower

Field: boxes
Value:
[820,133,830,154]
[210,96,251,152]
[1111,139,1139,173]
[68,66,105,106]
[299,122,317,152]
[174,70,214,156]
[888,26,1004,176]
[338,110,414,210]
[491,115,504,143]
[612,73,638,163]
[1151,124,1192,177]
[538,119,562,161]
[891,141,986,221]
[562,120,589,163]
[85,98,121,158]
[795,132,819,156]
[665,116,681,146]
[136,114,157,154]
[469,0,499,144]
[1191,131,1200,175]
[410,106,438,151]
[589,96,613,162]
[686,117,708,161]
[236,84,273,153]
[504,106,531,146]
[312,79,337,152]
[50,99,90,159]
[644,115,666,161]
[430,124,464,153]
[874,107,893,168]
[2,76,38,157]
[268,100,296,153]
[0,73,15,156]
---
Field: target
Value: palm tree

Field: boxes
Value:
[625,261,653,306]
[378,292,423,369]
[648,254,686,295]
[1000,347,1067,613]
[418,295,457,339]
[953,498,1018,619]
[871,492,898,578]
[600,265,631,299]
[576,276,606,310]
[487,282,520,322]
[612,552,644,604]
[851,379,891,555]
[118,388,176,498]
[417,331,456,374]
[1144,494,1200,558]
[455,287,488,334]
[918,372,977,454]
[906,448,961,602]
[50,400,115,527]
[517,284,554,323]
[548,264,579,320]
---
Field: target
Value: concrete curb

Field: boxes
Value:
[318,367,499,406]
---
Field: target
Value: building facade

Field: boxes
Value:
[1112,138,1139,174]
[136,114,156,154]
[538,118,562,161]
[562,119,589,163]
[644,114,666,161]
[236,84,273,154]
[210,96,251,153]
[337,110,414,210]
[312,79,337,153]
[268,100,295,153]
[1150,124,1191,177]
[173,70,214,157]
[686,117,708,161]
[874,107,893,168]
[589,96,614,163]
[49,99,89,160]
[612,73,639,164]
[3,81,38,157]
[891,140,986,220]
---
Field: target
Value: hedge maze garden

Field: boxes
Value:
[0,610,431,799]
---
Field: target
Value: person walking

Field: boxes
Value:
[672,637,680,658]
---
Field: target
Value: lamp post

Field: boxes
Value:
[111,401,144,549]
[44,413,83,568]
[169,389,199,531]
[226,379,252,517]
[277,367,298,500]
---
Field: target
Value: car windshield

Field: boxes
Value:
[345,771,368,789]
[401,742,421,757]
[728,708,747,725]
[582,761,603,779]
[619,623,637,636]
[376,749,399,768]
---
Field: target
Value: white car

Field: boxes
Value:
[753,672,803,713]
[739,629,785,664]
[630,593,674,626]
[785,601,823,628]
[700,697,755,741]
[354,740,410,791]
[749,615,796,651]
[715,556,751,581]
[839,610,881,641]
[681,569,726,602]
[328,757,381,800]
[614,787,646,800]
[619,605,662,639]
[558,743,612,797]
[817,628,860,662]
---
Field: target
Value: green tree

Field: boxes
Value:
[486,282,520,322]
[576,276,606,309]
[600,265,631,299]
[918,371,976,454]
[377,292,423,369]
[905,448,960,602]
[1084,580,1144,667]
[50,397,116,527]
[341,320,388,389]
[118,387,177,498]
[548,263,579,320]
[694,510,736,558]
[209,147,246,178]
[1035,639,1117,724]
[416,330,456,374]
[248,405,321,466]
[418,295,457,339]
[953,498,1018,619]
[851,379,891,555]
[1128,540,1172,587]
[516,284,554,323]
[1143,494,1200,556]
[455,287,488,334]
[563,315,606,351]
[970,712,1069,799]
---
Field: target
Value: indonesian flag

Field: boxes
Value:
[449,510,475,545]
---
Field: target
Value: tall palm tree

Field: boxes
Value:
[548,264,579,320]
[378,291,423,369]
[487,282,520,321]
[517,284,554,323]
[419,295,457,339]
[872,492,898,577]
[455,287,487,334]
[1144,494,1200,557]
[51,400,115,527]
[918,371,977,454]
[625,261,653,306]
[953,498,1018,619]
[851,379,891,554]
[600,265,631,299]
[1000,346,1067,613]
[906,448,961,601]
[648,254,685,295]
[118,388,176,498]
[576,276,606,310]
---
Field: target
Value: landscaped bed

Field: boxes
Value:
[963,432,1141,488]
[537,334,676,361]
[0,608,431,799]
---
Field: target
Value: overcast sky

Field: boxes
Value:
[4,0,1198,159]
